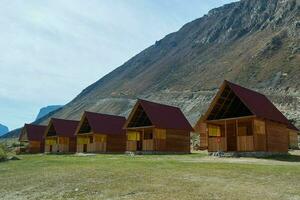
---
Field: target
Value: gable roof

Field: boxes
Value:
[80,111,126,135]
[125,99,193,131]
[204,80,298,130]
[288,123,299,132]
[48,118,79,137]
[19,124,47,142]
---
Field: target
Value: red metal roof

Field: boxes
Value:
[50,118,79,137]
[20,124,47,142]
[137,99,194,131]
[287,123,299,132]
[226,80,298,130]
[84,111,126,135]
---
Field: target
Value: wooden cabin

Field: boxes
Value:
[75,111,126,153]
[19,124,47,153]
[44,118,79,153]
[124,99,193,153]
[194,80,299,153]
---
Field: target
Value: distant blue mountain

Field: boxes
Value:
[35,105,63,120]
[0,124,9,136]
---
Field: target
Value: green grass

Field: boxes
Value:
[1,152,300,200]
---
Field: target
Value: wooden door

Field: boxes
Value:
[83,144,87,153]
[227,123,237,151]
[49,145,52,152]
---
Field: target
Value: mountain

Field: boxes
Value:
[35,105,63,120]
[4,0,300,138]
[1,105,62,139]
[0,124,9,136]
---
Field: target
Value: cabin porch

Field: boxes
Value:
[76,133,107,153]
[126,126,167,152]
[207,116,266,152]
[45,136,70,153]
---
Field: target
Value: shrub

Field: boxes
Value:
[0,145,7,162]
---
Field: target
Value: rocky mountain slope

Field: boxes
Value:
[0,124,9,136]
[35,105,63,120]
[5,0,300,138]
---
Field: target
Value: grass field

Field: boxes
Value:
[1,152,300,200]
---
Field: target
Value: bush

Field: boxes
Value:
[0,145,8,162]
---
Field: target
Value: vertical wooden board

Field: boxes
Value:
[253,119,266,151]
[199,122,208,149]
[266,120,288,152]
[289,130,299,149]
[208,137,226,152]
[126,141,137,151]
[142,140,154,151]
[237,136,254,151]
[69,137,77,153]
[226,123,237,151]
[77,144,83,153]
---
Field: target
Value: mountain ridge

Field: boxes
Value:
[33,0,300,128]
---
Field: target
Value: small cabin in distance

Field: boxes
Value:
[19,124,47,153]
[75,111,126,153]
[195,80,299,153]
[44,118,79,153]
[124,99,193,154]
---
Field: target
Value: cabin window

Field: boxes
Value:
[77,137,89,144]
[237,121,253,136]
[238,126,248,136]
[208,125,221,137]
[46,138,57,145]
[89,136,93,143]
[144,132,153,140]
[254,120,265,134]
[127,132,140,141]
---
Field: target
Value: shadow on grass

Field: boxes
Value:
[264,154,300,162]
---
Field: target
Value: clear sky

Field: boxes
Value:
[0,0,236,130]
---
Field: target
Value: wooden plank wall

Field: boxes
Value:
[289,130,299,149]
[126,141,137,151]
[166,129,190,153]
[208,137,226,152]
[45,144,59,153]
[142,140,153,151]
[107,134,126,153]
[253,119,267,151]
[69,137,76,153]
[154,139,166,151]
[237,136,254,151]
[266,120,288,152]
[28,141,42,153]
[199,122,208,150]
